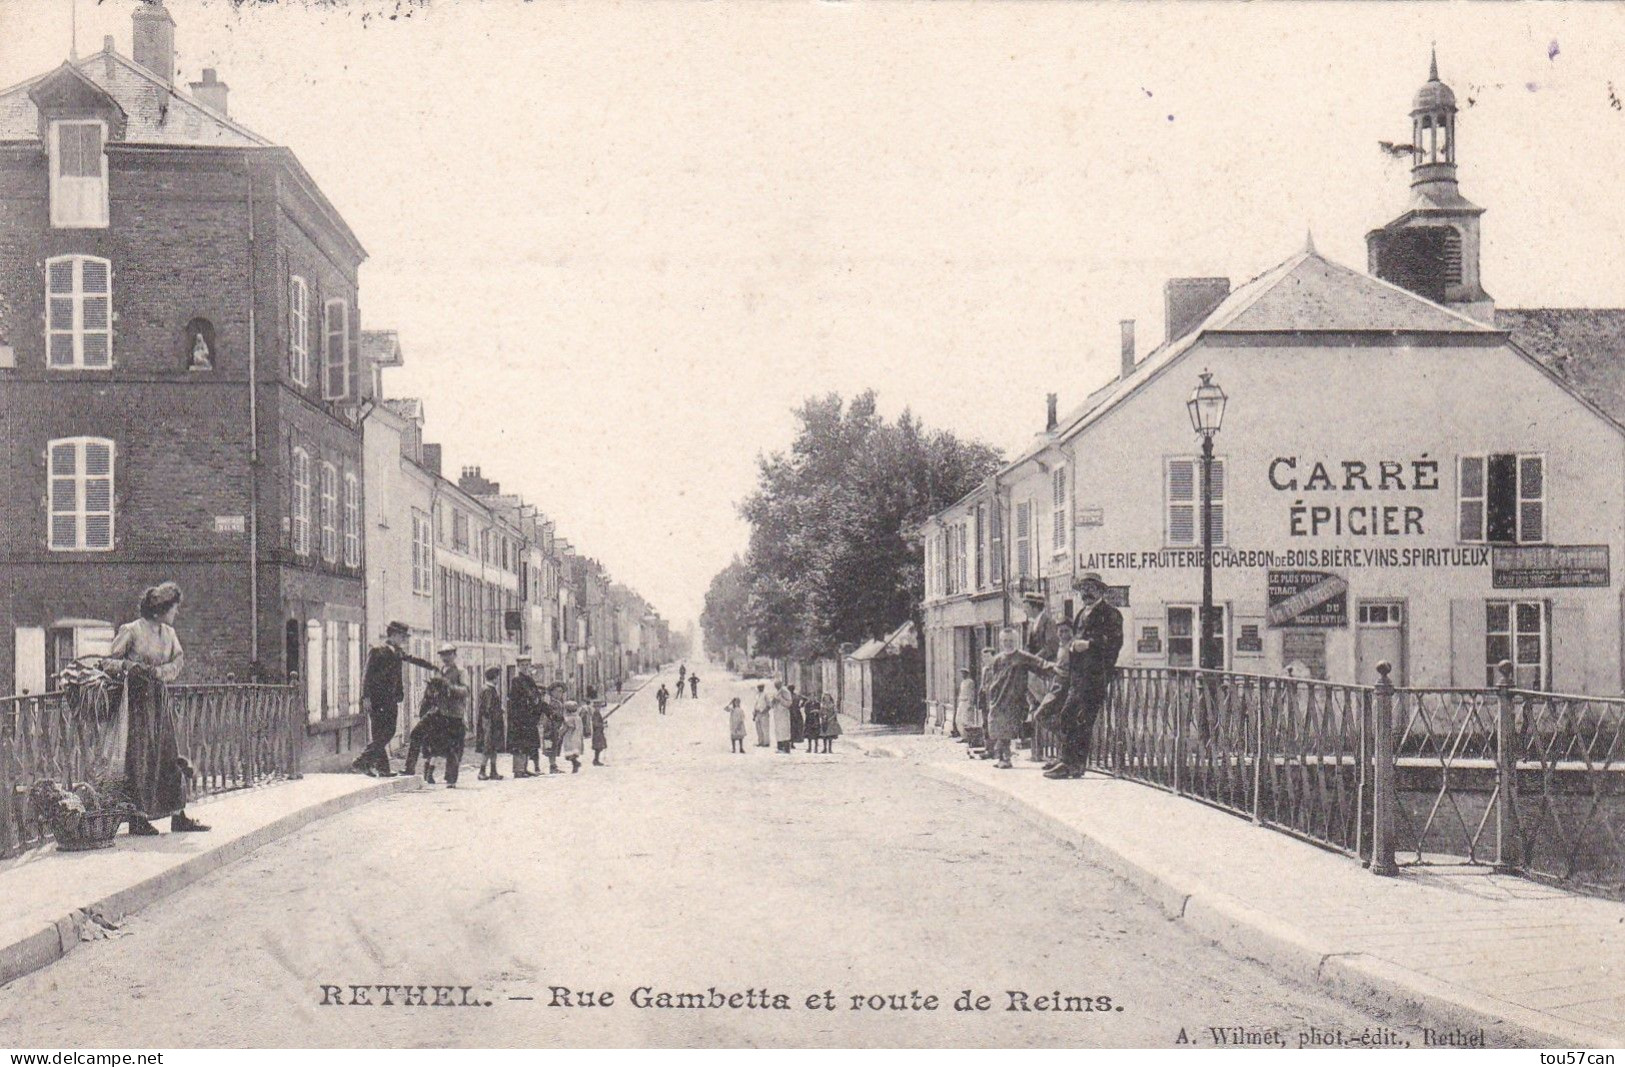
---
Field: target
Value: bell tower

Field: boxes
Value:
[1367,49,1493,323]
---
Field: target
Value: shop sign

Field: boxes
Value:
[1136,625,1162,655]
[1266,570,1348,628]
[1235,622,1264,654]
[1282,631,1328,679]
[1077,505,1105,527]
[1491,545,1610,589]
[213,515,245,534]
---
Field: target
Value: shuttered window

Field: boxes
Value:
[323,299,349,400]
[288,276,310,386]
[291,448,311,556]
[411,511,432,595]
[1015,501,1032,579]
[1460,454,1545,544]
[1051,465,1068,554]
[989,498,1004,585]
[342,472,360,566]
[47,437,114,551]
[46,255,111,368]
[1167,456,1226,547]
[49,120,108,228]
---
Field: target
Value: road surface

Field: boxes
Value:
[0,668,1423,1047]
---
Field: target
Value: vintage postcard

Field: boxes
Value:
[0,0,1623,1055]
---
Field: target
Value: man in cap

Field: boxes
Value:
[353,621,438,777]
[543,681,569,773]
[1045,572,1124,780]
[433,643,470,786]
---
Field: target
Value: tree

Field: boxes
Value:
[725,391,1001,658]
[699,558,751,658]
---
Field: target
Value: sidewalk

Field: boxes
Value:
[0,773,419,988]
[842,731,1625,1049]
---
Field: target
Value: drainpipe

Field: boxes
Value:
[246,159,260,678]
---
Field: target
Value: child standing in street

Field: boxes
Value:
[818,692,841,753]
[727,697,746,753]
[475,667,506,781]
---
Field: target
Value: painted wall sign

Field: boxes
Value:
[1268,454,1442,539]
[1076,505,1105,527]
[1235,622,1264,654]
[1081,547,1488,572]
[1136,625,1162,655]
[1266,570,1349,628]
[1491,545,1610,589]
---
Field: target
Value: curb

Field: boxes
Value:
[0,774,421,989]
[907,758,1621,1050]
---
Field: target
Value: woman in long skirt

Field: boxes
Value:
[818,693,842,753]
[590,704,608,766]
[109,583,208,834]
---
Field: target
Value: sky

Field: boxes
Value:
[3,0,1623,629]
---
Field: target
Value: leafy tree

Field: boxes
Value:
[726,391,1001,658]
[699,558,751,658]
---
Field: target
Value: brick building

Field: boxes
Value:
[0,0,369,760]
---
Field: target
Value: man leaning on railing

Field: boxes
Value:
[1044,573,1124,781]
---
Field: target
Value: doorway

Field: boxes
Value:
[1355,600,1406,686]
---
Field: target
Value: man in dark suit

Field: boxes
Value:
[1045,573,1124,780]
[508,658,543,777]
[353,621,439,777]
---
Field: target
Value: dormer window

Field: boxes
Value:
[49,120,108,228]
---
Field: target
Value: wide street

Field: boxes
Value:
[0,667,1421,1048]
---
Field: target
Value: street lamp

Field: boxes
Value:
[1187,370,1227,670]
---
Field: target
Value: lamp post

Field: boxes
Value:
[1186,370,1227,670]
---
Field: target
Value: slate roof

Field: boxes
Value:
[1498,308,1625,425]
[0,46,271,147]
[1209,249,1491,334]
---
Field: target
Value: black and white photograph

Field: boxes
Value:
[0,0,1623,1054]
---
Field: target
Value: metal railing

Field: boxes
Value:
[0,677,304,857]
[1099,667,1372,859]
[1094,662,1625,900]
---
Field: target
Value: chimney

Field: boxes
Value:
[189,68,229,118]
[1119,319,1136,379]
[1045,393,1059,432]
[1164,277,1231,346]
[422,443,442,477]
[132,1,176,86]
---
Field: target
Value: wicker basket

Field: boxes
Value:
[53,809,129,851]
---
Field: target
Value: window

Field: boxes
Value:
[411,511,432,595]
[1487,600,1547,690]
[47,437,114,551]
[1460,454,1544,544]
[1166,605,1227,669]
[288,276,309,386]
[342,472,360,566]
[49,120,107,228]
[1052,465,1068,554]
[46,255,111,368]
[323,299,349,400]
[989,498,1004,585]
[1015,501,1032,579]
[1166,456,1225,547]
[291,448,311,556]
[452,509,470,553]
[973,504,986,589]
[318,462,338,563]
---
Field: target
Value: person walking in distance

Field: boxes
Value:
[656,684,670,715]
[354,620,438,778]
[752,683,771,747]
[982,626,1051,769]
[675,664,686,700]
[1046,572,1124,780]
[727,697,747,753]
[475,667,506,781]
[688,672,699,699]
[954,666,976,745]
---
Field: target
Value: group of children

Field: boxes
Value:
[405,663,608,786]
[726,684,841,754]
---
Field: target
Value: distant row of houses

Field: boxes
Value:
[0,2,674,767]
[917,53,1625,727]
